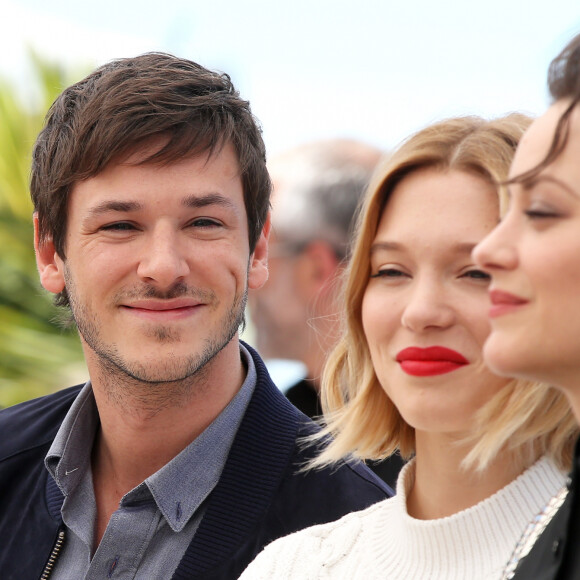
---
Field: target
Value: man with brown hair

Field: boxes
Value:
[0,53,390,579]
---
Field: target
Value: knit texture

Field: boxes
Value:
[240,456,565,580]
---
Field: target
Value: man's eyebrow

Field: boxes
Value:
[86,194,238,217]
[182,193,238,210]
[88,201,142,216]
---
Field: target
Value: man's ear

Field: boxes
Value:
[248,213,271,290]
[33,213,66,294]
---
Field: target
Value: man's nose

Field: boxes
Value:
[136,227,190,288]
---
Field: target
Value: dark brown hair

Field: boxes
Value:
[511,33,580,184]
[31,52,271,262]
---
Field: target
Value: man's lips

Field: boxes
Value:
[125,298,202,310]
[395,346,469,377]
[488,289,529,318]
[121,298,203,320]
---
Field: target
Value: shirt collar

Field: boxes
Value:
[45,344,257,533]
[45,381,98,496]
[146,344,256,531]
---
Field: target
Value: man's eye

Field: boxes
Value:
[101,222,136,231]
[190,218,221,228]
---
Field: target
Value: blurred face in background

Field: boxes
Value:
[248,228,313,361]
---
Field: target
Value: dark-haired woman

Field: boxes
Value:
[474,32,580,580]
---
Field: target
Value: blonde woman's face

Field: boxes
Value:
[474,101,580,402]
[362,167,510,435]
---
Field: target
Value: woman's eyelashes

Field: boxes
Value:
[524,208,561,220]
[521,188,567,221]
[369,266,491,282]
[461,269,491,281]
[369,267,408,279]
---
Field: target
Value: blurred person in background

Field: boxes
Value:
[0,53,390,580]
[240,115,577,580]
[249,139,405,486]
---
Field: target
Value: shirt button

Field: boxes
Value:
[566,476,573,489]
[552,539,562,557]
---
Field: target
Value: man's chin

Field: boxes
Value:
[118,358,208,384]
[90,348,200,384]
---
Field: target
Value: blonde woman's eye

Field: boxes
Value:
[462,269,490,281]
[370,268,406,279]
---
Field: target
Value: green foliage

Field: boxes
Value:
[0,54,87,407]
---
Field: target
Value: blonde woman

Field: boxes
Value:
[240,115,577,580]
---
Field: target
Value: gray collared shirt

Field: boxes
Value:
[45,344,256,579]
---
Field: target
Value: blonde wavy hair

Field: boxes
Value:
[311,114,578,473]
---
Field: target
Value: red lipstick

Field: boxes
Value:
[489,290,528,318]
[396,346,468,377]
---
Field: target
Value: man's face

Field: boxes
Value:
[36,141,269,383]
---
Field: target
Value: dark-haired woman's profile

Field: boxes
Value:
[474,31,580,580]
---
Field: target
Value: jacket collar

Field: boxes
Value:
[171,342,300,578]
[45,343,302,577]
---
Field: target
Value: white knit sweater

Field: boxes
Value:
[239,456,565,580]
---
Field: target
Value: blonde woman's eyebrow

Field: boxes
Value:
[370,240,477,256]
[369,241,402,255]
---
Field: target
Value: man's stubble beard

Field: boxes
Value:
[63,265,248,412]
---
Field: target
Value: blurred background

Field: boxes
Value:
[1,0,579,406]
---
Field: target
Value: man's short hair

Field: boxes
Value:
[31,52,271,264]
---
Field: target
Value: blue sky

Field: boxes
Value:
[2,0,580,155]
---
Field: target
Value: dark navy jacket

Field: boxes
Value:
[511,437,580,580]
[0,344,391,579]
